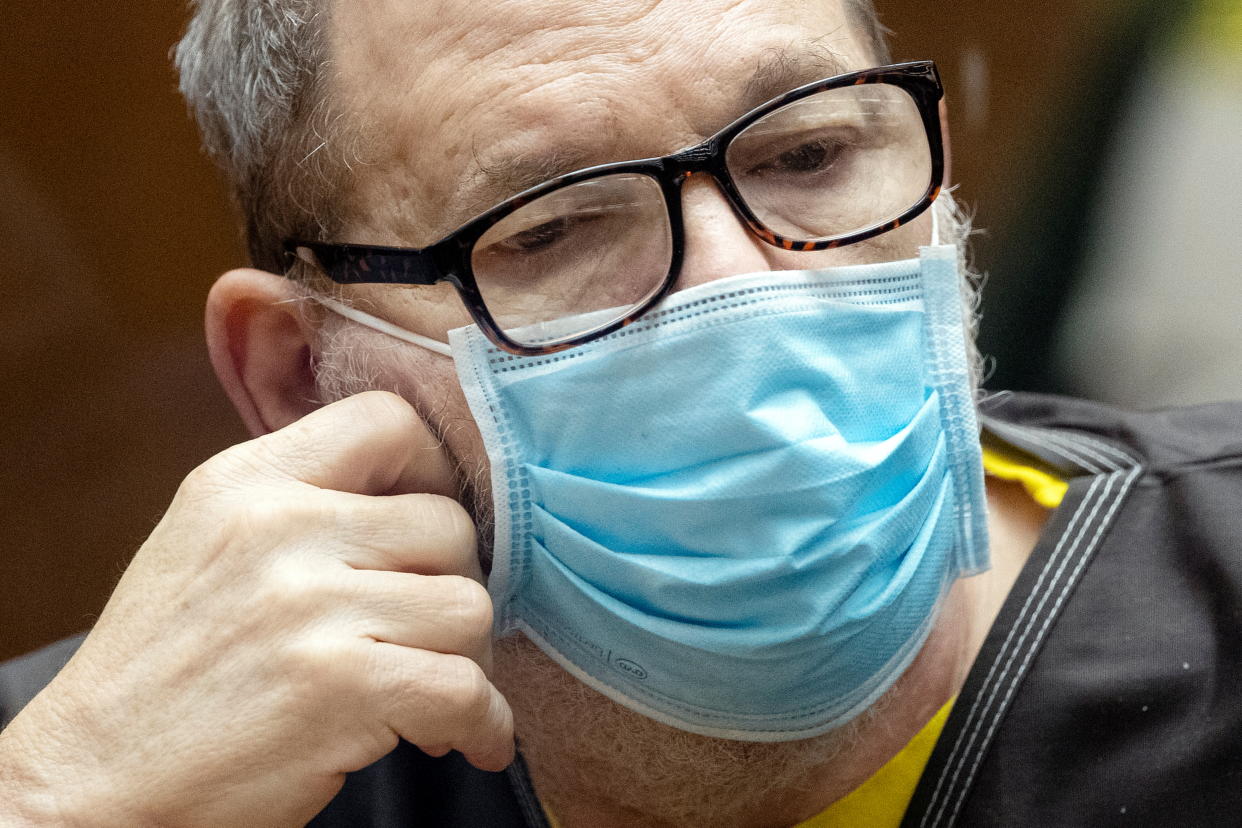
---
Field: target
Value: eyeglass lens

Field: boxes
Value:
[471,173,672,342]
[469,83,931,347]
[726,84,932,240]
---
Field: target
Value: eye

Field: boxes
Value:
[752,136,848,176]
[498,216,574,253]
[780,140,839,172]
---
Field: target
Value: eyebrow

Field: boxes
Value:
[742,42,852,116]
[457,41,856,220]
[466,145,597,216]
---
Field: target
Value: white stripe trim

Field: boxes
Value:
[922,461,1141,826]
[1060,429,1141,467]
[1031,428,1114,472]
[944,465,1142,824]
[1020,426,1124,472]
[918,472,1109,827]
[984,419,1104,473]
[924,472,1119,825]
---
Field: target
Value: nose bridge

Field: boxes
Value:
[668,139,760,244]
[674,166,773,291]
[676,167,753,236]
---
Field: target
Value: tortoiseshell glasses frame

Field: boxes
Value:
[284,60,946,356]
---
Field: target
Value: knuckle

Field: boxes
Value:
[283,638,362,700]
[179,453,246,500]
[446,577,493,636]
[420,495,478,558]
[179,458,217,492]
[219,435,290,482]
[211,417,337,488]
[184,438,304,503]
[437,655,491,714]
[231,495,316,539]
[444,500,479,558]
[379,652,498,745]
[257,559,334,617]
[352,390,418,434]
[203,495,327,573]
[249,429,320,478]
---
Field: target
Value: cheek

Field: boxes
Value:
[413,355,492,504]
[326,329,494,513]
[424,358,500,568]
[441,366,492,492]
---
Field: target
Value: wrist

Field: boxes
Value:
[0,727,67,825]
[0,711,148,827]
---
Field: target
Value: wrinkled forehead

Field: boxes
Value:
[330,0,870,244]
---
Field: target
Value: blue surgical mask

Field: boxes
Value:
[316,234,989,742]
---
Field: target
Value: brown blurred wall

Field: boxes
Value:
[0,0,1098,661]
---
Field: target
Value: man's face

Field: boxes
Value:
[303,1,943,813]
[319,0,933,522]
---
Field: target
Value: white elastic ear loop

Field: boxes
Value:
[931,193,942,246]
[311,295,454,357]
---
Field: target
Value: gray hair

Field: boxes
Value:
[174,0,340,273]
[173,0,892,273]
[845,0,891,63]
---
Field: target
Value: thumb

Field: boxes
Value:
[227,391,458,497]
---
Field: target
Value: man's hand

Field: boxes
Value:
[0,392,513,826]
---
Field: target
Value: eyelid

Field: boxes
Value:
[738,119,862,142]
[729,126,859,171]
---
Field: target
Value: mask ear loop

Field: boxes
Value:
[311,295,454,357]
[931,194,942,247]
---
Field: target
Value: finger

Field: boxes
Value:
[346,572,494,671]
[420,744,452,758]
[216,391,457,497]
[314,491,482,581]
[371,644,516,772]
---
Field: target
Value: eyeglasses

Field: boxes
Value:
[284,61,945,356]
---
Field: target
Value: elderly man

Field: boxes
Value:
[3,1,1242,826]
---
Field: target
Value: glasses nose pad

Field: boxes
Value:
[674,172,775,290]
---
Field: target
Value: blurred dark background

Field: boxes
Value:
[2,0,1239,661]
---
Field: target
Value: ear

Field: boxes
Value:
[205,268,323,437]
[939,98,953,189]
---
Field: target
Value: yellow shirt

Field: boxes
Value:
[548,449,1065,828]
[794,697,954,828]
